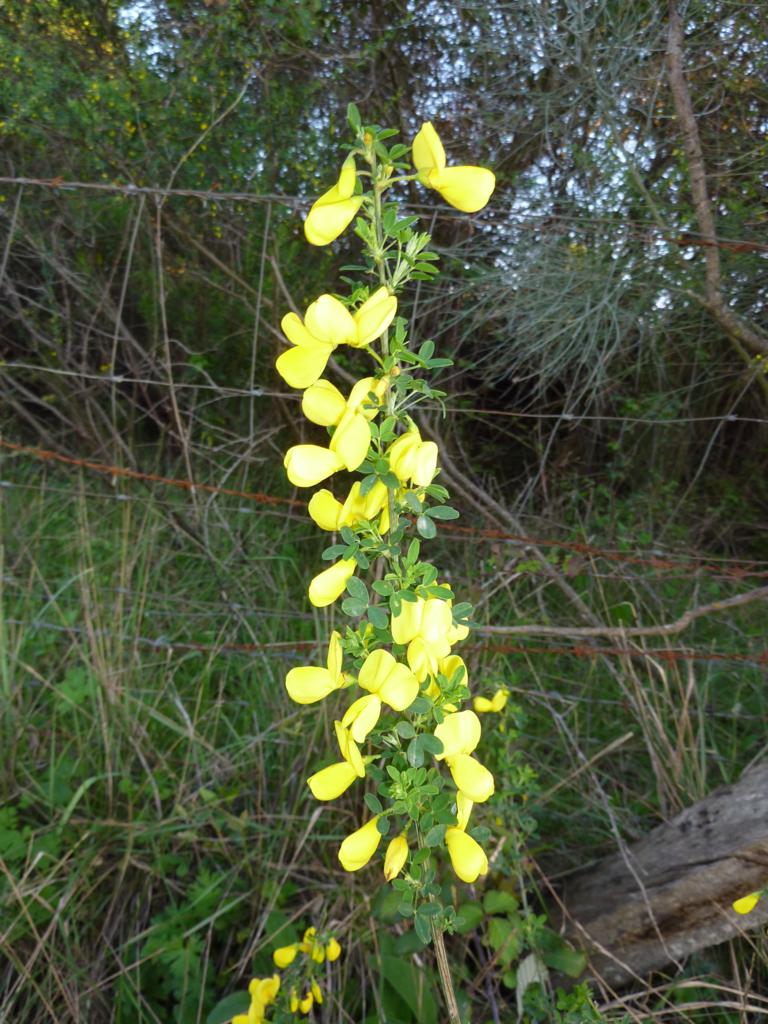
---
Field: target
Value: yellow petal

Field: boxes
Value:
[346,376,381,417]
[733,892,761,915]
[276,344,333,390]
[308,489,343,531]
[273,945,298,968]
[330,410,371,470]
[456,792,474,831]
[325,937,342,961]
[285,665,339,704]
[298,992,314,1014]
[307,761,359,800]
[284,445,345,487]
[441,654,468,690]
[281,311,318,348]
[407,636,439,682]
[333,721,365,776]
[362,480,388,519]
[412,121,446,176]
[358,648,398,693]
[304,294,357,345]
[341,693,382,742]
[391,596,423,645]
[412,441,439,486]
[326,630,343,679]
[302,379,347,426]
[383,834,409,881]
[448,753,495,803]
[421,598,453,651]
[445,826,488,883]
[433,709,481,759]
[352,287,398,347]
[308,558,356,607]
[338,816,383,872]
[473,696,493,713]
[377,662,419,711]
[447,620,470,646]
[428,165,495,214]
[388,430,421,485]
[311,979,323,1004]
[304,157,363,246]
[490,688,508,712]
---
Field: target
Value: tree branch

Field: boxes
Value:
[477,585,768,639]
[666,3,768,363]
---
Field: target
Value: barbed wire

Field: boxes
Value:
[3,438,768,578]
[7,616,766,668]
[2,174,767,254]
[3,360,768,426]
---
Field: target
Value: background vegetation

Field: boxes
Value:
[1,1,766,1021]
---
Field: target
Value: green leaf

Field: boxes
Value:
[425,505,459,521]
[395,720,416,739]
[406,738,424,768]
[206,992,249,1024]
[376,817,391,836]
[372,580,393,596]
[365,793,383,815]
[403,491,423,514]
[424,824,446,847]
[405,538,420,565]
[483,890,518,915]
[346,576,369,602]
[416,515,437,539]
[367,605,389,630]
[347,102,361,129]
[341,598,367,618]
[379,956,437,1024]
[537,928,588,978]
[454,901,484,935]
[418,733,443,756]
[414,913,432,945]
[417,901,442,918]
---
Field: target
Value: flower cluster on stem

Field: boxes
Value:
[277,106,496,1019]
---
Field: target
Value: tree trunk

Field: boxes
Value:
[556,762,768,988]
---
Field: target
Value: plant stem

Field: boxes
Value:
[367,135,461,1024]
[431,920,462,1024]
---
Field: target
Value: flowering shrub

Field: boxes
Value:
[271,107,495,1020]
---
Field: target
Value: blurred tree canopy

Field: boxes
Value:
[1,0,766,551]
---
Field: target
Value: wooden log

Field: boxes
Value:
[556,762,768,987]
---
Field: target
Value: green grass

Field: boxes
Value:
[1,460,766,1023]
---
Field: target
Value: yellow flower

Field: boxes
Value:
[341,693,382,742]
[338,816,383,872]
[434,710,494,803]
[391,595,469,681]
[234,975,281,1023]
[308,558,357,607]
[311,978,323,1004]
[333,720,366,777]
[304,154,363,246]
[358,648,419,711]
[307,760,359,801]
[308,479,389,533]
[277,294,355,389]
[387,426,439,487]
[290,374,388,481]
[412,122,495,213]
[273,943,298,968]
[383,833,409,881]
[733,892,761,915]
[473,688,508,713]
[445,825,489,884]
[298,991,314,1013]
[325,937,342,961]
[284,445,344,487]
[285,631,343,704]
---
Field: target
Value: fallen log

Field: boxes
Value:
[556,762,768,988]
